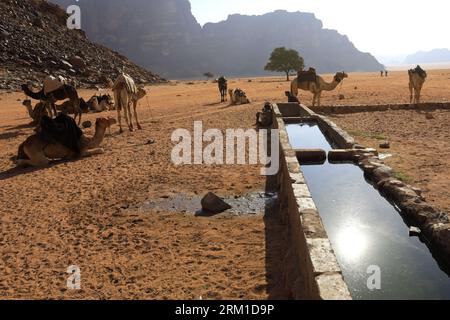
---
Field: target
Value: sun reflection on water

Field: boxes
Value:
[336,225,369,262]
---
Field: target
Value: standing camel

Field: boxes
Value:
[218,76,227,102]
[21,79,82,125]
[290,72,348,107]
[408,65,427,104]
[111,73,147,133]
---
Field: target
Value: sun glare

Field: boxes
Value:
[336,225,368,262]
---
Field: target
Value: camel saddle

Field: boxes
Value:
[297,68,317,85]
[43,75,67,95]
[113,73,137,95]
[410,65,427,79]
[39,114,83,154]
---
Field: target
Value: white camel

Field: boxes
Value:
[110,73,147,133]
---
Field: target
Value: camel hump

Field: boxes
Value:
[113,73,137,94]
[297,68,317,84]
[43,75,66,95]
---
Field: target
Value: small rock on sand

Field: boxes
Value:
[379,141,390,149]
[82,121,92,128]
[201,192,232,213]
[425,113,434,120]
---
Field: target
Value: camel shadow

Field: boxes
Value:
[3,123,34,131]
[204,101,225,107]
[0,130,27,141]
[0,158,77,181]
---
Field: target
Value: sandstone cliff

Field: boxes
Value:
[50,0,384,79]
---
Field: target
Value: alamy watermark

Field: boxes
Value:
[171,121,279,175]
[367,265,381,290]
[66,2,81,30]
[67,265,81,290]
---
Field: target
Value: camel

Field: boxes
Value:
[228,88,250,105]
[408,65,427,104]
[22,99,48,125]
[16,116,116,167]
[218,76,227,102]
[110,73,147,133]
[290,71,348,107]
[21,80,83,125]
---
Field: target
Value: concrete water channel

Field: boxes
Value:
[285,121,450,299]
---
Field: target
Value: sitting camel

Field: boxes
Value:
[16,115,116,167]
[408,65,427,104]
[21,76,82,124]
[228,88,250,105]
[87,94,114,112]
[218,76,228,102]
[290,71,348,107]
[110,73,147,133]
[22,99,48,125]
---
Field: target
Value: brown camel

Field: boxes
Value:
[110,74,147,133]
[290,71,348,107]
[16,117,116,167]
[218,76,228,102]
[408,65,427,104]
[22,99,48,125]
[21,80,83,125]
[228,88,250,105]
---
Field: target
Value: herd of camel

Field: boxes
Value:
[13,65,427,167]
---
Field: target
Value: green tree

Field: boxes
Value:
[203,72,214,80]
[264,47,304,81]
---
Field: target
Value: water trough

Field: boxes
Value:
[272,102,450,300]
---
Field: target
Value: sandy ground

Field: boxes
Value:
[0,70,449,299]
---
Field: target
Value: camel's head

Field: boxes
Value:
[95,117,117,130]
[136,87,147,100]
[334,72,348,83]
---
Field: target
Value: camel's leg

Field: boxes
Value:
[317,92,322,107]
[22,145,50,167]
[52,102,58,117]
[116,107,123,133]
[45,102,53,118]
[124,101,133,132]
[409,82,414,104]
[74,98,82,125]
[132,100,142,130]
[312,92,317,107]
[416,83,423,103]
[81,148,104,157]
[128,102,134,131]
[290,81,299,97]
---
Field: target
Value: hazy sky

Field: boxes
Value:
[190,0,450,59]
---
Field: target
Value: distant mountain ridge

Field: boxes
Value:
[50,0,384,79]
[404,49,450,64]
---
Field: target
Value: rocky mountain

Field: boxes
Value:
[404,48,450,64]
[50,0,383,79]
[0,0,164,90]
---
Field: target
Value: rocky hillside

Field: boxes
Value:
[0,0,164,90]
[51,0,383,79]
